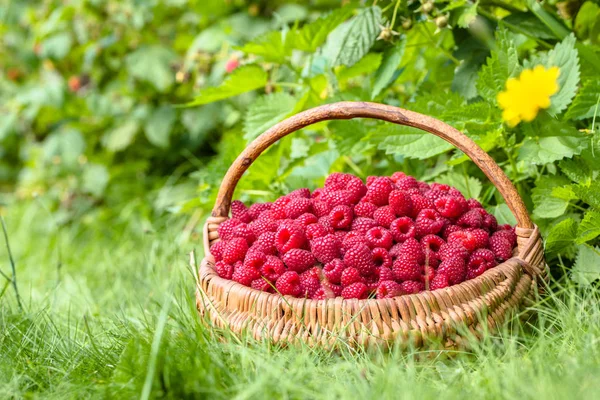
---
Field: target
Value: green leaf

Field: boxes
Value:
[435,173,482,199]
[126,46,177,92]
[492,204,518,226]
[573,182,600,209]
[329,120,372,155]
[476,28,520,104]
[545,218,577,256]
[565,79,600,120]
[503,12,555,39]
[574,2,600,45]
[373,125,453,160]
[82,164,110,197]
[41,32,73,60]
[577,210,600,244]
[457,2,478,29]
[527,0,570,39]
[452,53,486,100]
[323,6,382,68]
[532,176,572,219]
[243,92,297,142]
[287,7,353,52]
[571,244,600,286]
[144,106,176,149]
[103,120,139,152]
[559,158,592,184]
[371,39,406,99]
[337,53,382,82]
[238,30,290,63]
[188,65,268,106]
[43,128,85,166]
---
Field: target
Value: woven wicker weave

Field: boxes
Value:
[196,102,547,349]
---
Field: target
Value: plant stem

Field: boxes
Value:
[480,0,526,14]
[390,0,402,28]
[1,216,22,311]
[419,23,460,65]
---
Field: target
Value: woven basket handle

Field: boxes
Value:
[211,101,533,229]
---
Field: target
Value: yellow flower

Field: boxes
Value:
[497,65,560,127]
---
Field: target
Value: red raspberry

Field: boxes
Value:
[252,232,277,255]
[364,177,395,206]
[275,221,306,254]
[399,280,424,294]
[343,244,376,275]
[375,265,394,282]
[305,223,329,240]
[376,280,403,299]
[282,249,315,273]
[217,218,243,241]
[248,218,277,237]
[222,238,248,264]
[430,183,451,192]
[365,227,393,250]
[468,228,489,249]
[392,257,423,281]
[311,287,333,300]
[299,267,322,298]
[398,238,426,264]
[437,257,466,285]
[373,206,396,228]
[341,232,369,256]
[271,197,292,219]
[276,271,302,296]
[457,209,484,228]
[334,230,348,242]
[210,240,226,262]
[466,198,482,209]
[395,176,419,190]
[288,188,311,198]
[434,196,467,219]
[389,243,402,258]
[284,198,312,219]
[248,202,272,220]
[323,190,355,207]
[489,235,513,261]
[389,190,413,217]
[441,224,462,240]
[323,259,345,284]
[421,234,444,268]
[324,172,353,191]
[430,273,449,290]
[295,212,318,227]
[317,216,335,233]
[448,230,478,252]
[231,200,251,223]
[425,189,447,202]
[409,194,434,218]
[415,209,445,237]
[322,280,343,297]
[345,176,367,203]
[341,282,369,299]
[421,265,435,284]
[329,205,354,229]
[354,201,378,218]
[251,278,272,292]
[418,181,431,193]
[312,200,331,218]
[232,263,261,286]
[438,242,470,261]
[243,250,266,270]
[390,171,407,183]
[497,224,512,231]
[310,234,341,264]
[232,223,256,245]
[341,267,365,287]
[371,247,392,269]
[350,217,378,234]
[492,229,517,247]
[215,260,235,279]
[366,176,377,186]
[482,213,498,231]
[389,217,416,242]
[311,188,323,199]
[259,255,285,283]
[467,248,497,279]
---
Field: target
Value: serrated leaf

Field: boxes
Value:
[126,46,177,92]
[577,211,600,244]
[532,176,572,219]
[374,125,454,159]
[476,28,520,104]
[238,30,290,63]
[559,158,592,184]
[573,182,600,209]
[329,120,372,155]
[188,65,268,106]
[435,173,482,199]
[287,7,353,52]
[243,92,297,142]
[144,105,176,148]
[371,39,406,98]
[565,79,600,120]
[571,245,600,286]
[545,218,577,255]
[552,185,578,201]
[323,6,382,68]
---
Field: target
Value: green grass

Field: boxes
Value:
[1,199,600,399]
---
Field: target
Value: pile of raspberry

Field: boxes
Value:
[211,172,517,300]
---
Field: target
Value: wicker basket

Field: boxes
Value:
[196,101,547,349]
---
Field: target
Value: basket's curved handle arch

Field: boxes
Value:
[211,101,533,229]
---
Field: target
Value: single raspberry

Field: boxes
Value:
[305,223,329,241]
[366,176,377,187]
[323,190,355,207]
[392,257,423,281]
[310,234,341,264]
[243,250,266,270]
[497,224,512,231]
[215,260,235,279]
[232,223,256,245]
[252,232,277,255]
[409,194,434,218]
[430,183,451,192]
[389,217,416,243]
[468,228,489,249]
[222,238,248,264]
[398,238,426,264]
[317,216,335,233]
[492,229,517,247]
[467,248,497,278]
[430,273,449,290]
[231,200,251,223]
[389,190,413,217]
[275,221,306,254]
[282,249,315,273]
[288,188,311,198]
[437,257,466,285]
[395,176,419,190]
[334,230,348,242]
[457,209,484,228]
[425,189,447,202]
[438,242,470,261]
[311,287,333,300]
[365,227,393,250]
[341,282,369,299]
[312,200,331,218]
[248,218,277,237]
[364,177,395,206]
[295,213,318,227]
[354,201,378,218]
[251,278,272,292]
[415,209,445,237]
[399,280,424,294]
[345,176,367,203]
[350,217,378,234]
[217,218,243,241]
[434,196,467,219]
[482,213,498,232]
[322,280,343,297]
[341,267,365,287]
[390,171,407,183]
[441,224,462,240]
[375,265,394,282]
[276,271,302,296]
[271,197,292,219]
[210,240,226,262]
[373,206,396,228]
[248,202,272,220]
[284,198,312,219]
[324,172,353,191]
[323,259,345,284]
[259,255,286,283]
[448,230,478,252]
[489,235,513,261]
[371,247,392,269]
[343,244,376,275]
[376,280,403,299]
[232,263,261,286]
[341,232,369,256]
[466,198,482,209]
[311,188,323,199]
[299,268,322,298]
[329,205,354,229]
